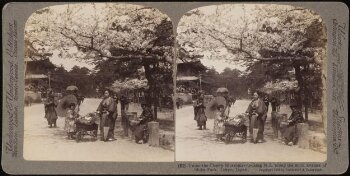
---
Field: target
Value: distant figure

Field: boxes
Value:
[263,95,269,112]
[224,95,236,117]
[281,102,304,146]
[120,94,130,111]
[193,99,198,121]
[194,97,207,130]
[270,96,280,112]
[176,97,182,109]
[25,96,33,106]
[44,90,58,128]
[80,95,85,104]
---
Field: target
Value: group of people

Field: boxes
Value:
[193,92,235,131]
[245,91,304,145]
[192,90,305,146]
[43,89,154,144]
[95,90,154,143]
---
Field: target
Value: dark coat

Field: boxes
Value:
[194,101,207,122]
[97,97,116,114]
[44,97,58,125]
[288,110,304,126]
[139,107,153,125]
[97,97,117,128]
[246,98,267,116]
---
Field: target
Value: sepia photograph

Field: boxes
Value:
[175,4,327,162]
[23,3,175,161]
[2,1,349,174]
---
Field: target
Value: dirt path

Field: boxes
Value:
[175,99,326,162]
[24,98,174,161]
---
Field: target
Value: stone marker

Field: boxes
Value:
[297,123,309,149]
[148,121,159,147]
[126,112,137,140]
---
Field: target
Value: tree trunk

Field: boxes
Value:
[294,65,303,109]
[142,61,157,121]
[153,90,158,120]
[303,65,309,121]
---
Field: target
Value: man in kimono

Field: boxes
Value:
[245,91,267,143]
[108,93,119,141]
[194,97,207,130]
[135,101,154,144]
[44,89,58,128]
[96,90,117,141]
[282,102,304,146]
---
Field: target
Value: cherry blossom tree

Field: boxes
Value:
[25,3,175,119]
[177,4,326,120]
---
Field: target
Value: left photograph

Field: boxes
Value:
[24,3,175,161]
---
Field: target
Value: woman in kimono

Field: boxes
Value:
[96,90,117,142]
[245,91,267,143]
[213,105,227,141]
[44,90,58,128]
[65,103,78,139]
[194,97,207,130]
[282,102,304,146]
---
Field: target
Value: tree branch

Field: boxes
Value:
[206,31,316,64]
[207,32,253,58]
[264,7,307,18]
[60,31,163,61]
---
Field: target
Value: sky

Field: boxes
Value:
[201,58,246,73]
[50,50,95,71]
[176,4,258,73]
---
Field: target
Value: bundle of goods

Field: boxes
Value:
[226,113,249,127]
[77,113,97,125]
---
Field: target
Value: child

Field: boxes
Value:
[214,105,227,141]
[65,103,78,139]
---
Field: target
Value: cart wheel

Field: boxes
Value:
[225,134,231,144]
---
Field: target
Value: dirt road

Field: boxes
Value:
[175,99,326,162]
[24,98,174,161]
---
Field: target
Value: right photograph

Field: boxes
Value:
[175,4,327,162]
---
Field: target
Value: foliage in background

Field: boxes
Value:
[178,4,326,119]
